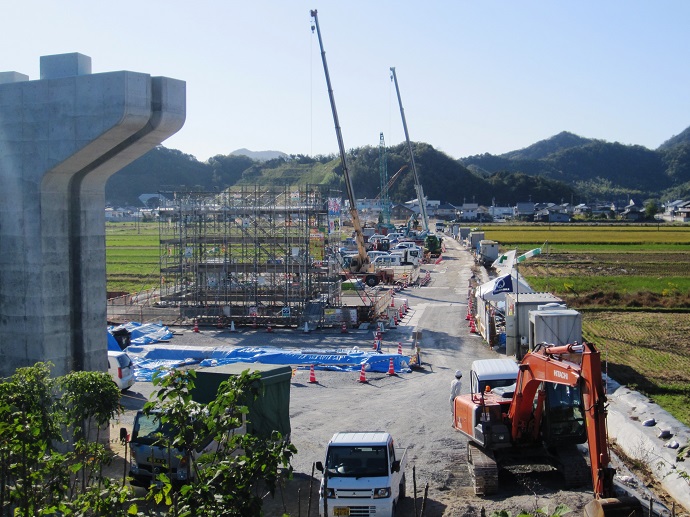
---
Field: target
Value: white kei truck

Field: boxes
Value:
[316,432,408,517]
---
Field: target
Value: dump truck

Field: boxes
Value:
[127,363,292,487]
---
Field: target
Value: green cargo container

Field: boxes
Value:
[192,363,292,440]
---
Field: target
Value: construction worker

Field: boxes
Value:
[449,370,463,417]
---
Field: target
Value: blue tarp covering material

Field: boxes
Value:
[107,332,121,351]
[125,345,411,382]
[107,322,174,346]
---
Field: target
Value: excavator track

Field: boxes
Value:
[467,442,498,495]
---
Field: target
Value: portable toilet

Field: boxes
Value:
[479,240,499,266]
[469,231,485,250]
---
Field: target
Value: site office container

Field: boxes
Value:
[504,293,563,358]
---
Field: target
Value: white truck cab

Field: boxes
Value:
[469,358,519,395]
[317,432,407,517]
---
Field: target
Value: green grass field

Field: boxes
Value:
[106,222,160,294]
[481,223,690,425]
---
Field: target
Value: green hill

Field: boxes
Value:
[105,125,690,207]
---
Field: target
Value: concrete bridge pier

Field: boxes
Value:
[0,53,186,377]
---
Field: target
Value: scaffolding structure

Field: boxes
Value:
[158,185,341,326]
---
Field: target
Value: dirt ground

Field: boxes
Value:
[109,238,679,516]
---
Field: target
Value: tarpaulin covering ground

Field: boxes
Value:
[107,322,411,382]
[125,345,411,382]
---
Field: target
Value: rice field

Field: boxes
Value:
[482,223,690,425]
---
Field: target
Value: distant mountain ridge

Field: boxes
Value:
[500,131,597,160]
[105,126,690,207]
[230,148,288,161]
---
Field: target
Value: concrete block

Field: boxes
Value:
[0,71,29,84]
[40,52,92,79]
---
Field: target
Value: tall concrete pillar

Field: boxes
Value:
[0,53,186,377]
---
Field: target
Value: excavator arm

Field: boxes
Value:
[507,343,616,499]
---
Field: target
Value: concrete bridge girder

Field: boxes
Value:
[0,53,185,377]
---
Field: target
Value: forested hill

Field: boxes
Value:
[105,143,575,208]
[461,130,690,201]
[105,127,690,207]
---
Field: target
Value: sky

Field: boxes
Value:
[4,1,690,162]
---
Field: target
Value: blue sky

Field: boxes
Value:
[4,1,690,161]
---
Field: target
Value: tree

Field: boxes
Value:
[0,362,133,516]
[0,363,295,516]
[644,200,660,220]
[142,368,296,516]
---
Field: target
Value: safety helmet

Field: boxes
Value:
[455,370,462,379]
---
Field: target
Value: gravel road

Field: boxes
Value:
[113,237,605,516]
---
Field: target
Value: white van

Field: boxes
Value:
[394,241,418,250]
[108,350,135,391]
[373,255,402,268]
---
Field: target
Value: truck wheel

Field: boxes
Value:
[365,275,379,287]
[399,473,406,499]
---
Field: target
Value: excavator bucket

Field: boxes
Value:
[583,496,643,517]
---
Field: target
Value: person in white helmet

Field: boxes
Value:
[450,370,463,419]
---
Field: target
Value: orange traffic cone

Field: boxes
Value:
[387,358,396,376]
[193,319,199,333]
[390,296,395,308]
[399,307,403,319]
[397,343,403,355]
[469,319,478,334]
[358,364,367,383]
[267,324,273,333]
[309,365,317,383]
[341,321,348,333]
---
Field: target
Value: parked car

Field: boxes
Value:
[108,350,135,391]
[394,241,419,250]
[373,255,402,268]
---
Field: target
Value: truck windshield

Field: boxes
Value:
[326,446,389,477]
[131,413,176,445]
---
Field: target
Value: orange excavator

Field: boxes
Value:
[453,342,643,516]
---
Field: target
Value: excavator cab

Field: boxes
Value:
[541,382,587,447]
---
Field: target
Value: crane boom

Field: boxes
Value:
[311,10,370,273]
[390,67,429,233]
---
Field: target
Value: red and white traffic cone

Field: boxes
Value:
[397,343,403,355]
[341,321,348,333]
[309,365,317,383]
[358,364,367,383]
[387,358,396,376]
[193,319,199,333]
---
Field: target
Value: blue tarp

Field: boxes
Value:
[125,345,411,382]
[107,332,121,351]
[107,322,174,346]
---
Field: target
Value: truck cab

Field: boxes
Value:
[469,358,519,395]
[317,432,407,517]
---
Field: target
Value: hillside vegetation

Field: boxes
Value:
[106,126,690,207]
